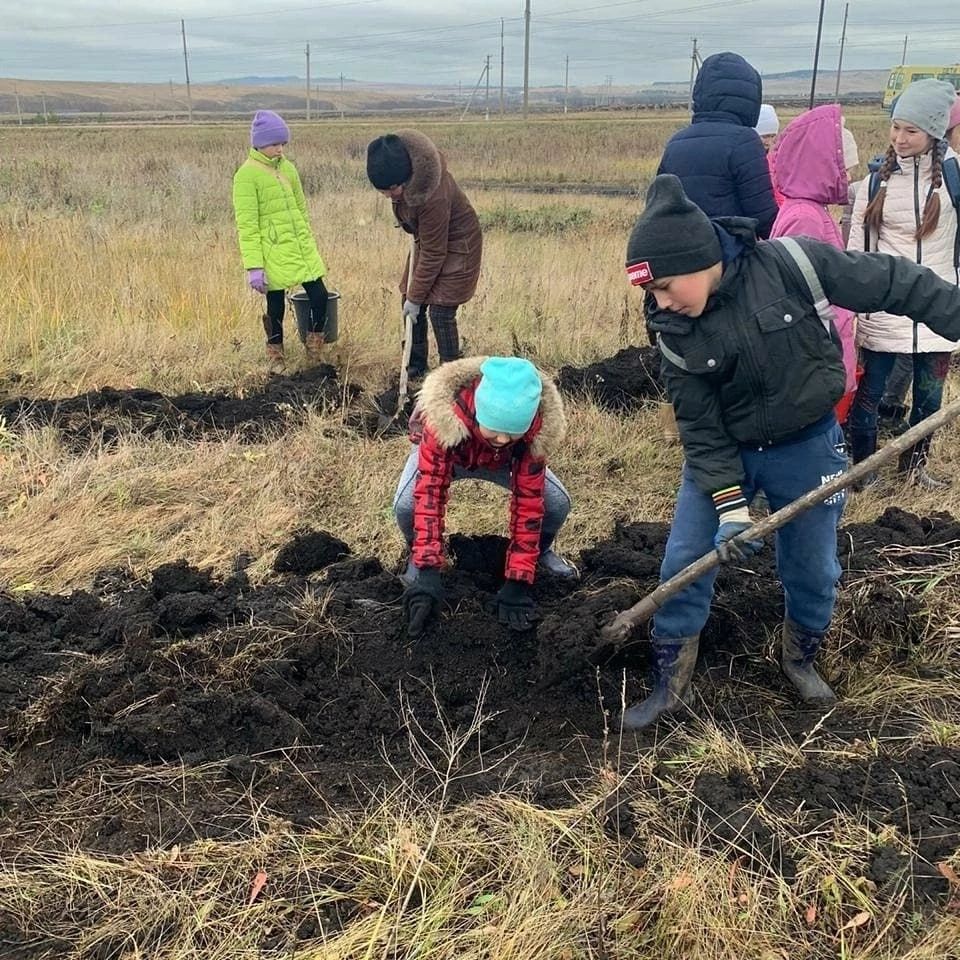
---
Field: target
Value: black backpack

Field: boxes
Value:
[864,154,960,271]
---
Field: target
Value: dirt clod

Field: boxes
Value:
[273,529,351,574]
[557,345,664,411]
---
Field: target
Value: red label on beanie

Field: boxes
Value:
[627,261,653,286]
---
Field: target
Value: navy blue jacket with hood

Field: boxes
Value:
[658,52,778,238]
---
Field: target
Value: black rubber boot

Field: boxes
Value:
[537,532,578,579]
[849,429,878,491]
[898,437,950,491]
[878,401,909,437]
[621,635,699,731]
[780,620,837,703]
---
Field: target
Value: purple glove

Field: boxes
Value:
[247,268,267,294]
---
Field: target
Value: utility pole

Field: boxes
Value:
[522,0,531,119]
[808,0,826,109]
[14,82,22,125]
[564,54,569,114]
[499,18,505,115]
[833,2,849,103]
[305,43,311,121]
[460,59,490,121]
[180,19,193,123]
[688,38,700,114]
[485,54,491,119]
[901,35,908,65]
[340,72,344,93]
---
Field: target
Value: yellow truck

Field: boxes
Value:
[882,64,960,109]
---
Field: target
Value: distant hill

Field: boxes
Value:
[217,76,303,87]
[0,68,892,121]
[651,68,889,100]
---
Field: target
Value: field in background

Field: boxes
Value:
[2,113,960,959]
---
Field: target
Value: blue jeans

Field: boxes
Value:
[653,423,848,641]
[849,349,951,434]
[393,445,572,546]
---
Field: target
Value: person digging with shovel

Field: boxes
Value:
[393,356,576,638]
[621,173,960,731]
[367,131,482,383]
[233,110,330,373]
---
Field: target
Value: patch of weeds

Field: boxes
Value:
[480,204,593,235]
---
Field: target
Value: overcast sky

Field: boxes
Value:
[1,0,957,89]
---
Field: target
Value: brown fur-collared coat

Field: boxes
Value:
[391,130,483,306]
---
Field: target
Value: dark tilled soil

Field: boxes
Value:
[0,364,360,447]
[557,344,664,411]
[1,509,958,907]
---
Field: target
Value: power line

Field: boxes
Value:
[4,0,389,33]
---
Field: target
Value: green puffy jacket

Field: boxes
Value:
[232,149,326,291]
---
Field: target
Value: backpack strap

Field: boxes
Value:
[655,335,688,372]
[941,156,960,272]
[769,238,838,339]
[864,171,882,252]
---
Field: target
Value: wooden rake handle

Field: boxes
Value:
[600,395,960,647]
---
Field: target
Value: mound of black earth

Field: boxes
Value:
[0,509,958,894]
[557,344,664,411]
[0,364,360,447]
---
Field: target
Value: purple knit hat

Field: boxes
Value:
[251,110,290,148]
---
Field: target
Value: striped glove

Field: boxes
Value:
[711,488,763,563]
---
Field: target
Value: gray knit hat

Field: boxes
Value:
[625,175,722,285]
[892,79,957,139]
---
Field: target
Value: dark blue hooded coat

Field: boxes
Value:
[658,52,778,238]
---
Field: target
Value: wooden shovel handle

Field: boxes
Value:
[601,395,960,646]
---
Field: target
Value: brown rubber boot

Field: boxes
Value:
[265,343,285,375]
[304,331,325,362]
[780,620,837,703]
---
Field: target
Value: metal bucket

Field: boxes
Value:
[289,289,340,344]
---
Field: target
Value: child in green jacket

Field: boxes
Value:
[232,110,329,372]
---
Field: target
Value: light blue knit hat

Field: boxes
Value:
[892,79,957,139]
[475,357,542,435]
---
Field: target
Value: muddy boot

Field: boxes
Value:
[621,635,699,731]
[878,401,909,437]
[780,620,836,704]
[898,437,950,491]
[265,342,285,375]
[537,532,579,579]
[849,429,878,491]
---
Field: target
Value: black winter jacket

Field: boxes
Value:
[658,52,778,238]
[648,220,960,497]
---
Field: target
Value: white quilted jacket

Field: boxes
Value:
[848,147,959,353]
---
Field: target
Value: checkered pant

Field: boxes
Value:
[408,304,461,376]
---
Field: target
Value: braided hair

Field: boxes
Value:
[863,139,947,243]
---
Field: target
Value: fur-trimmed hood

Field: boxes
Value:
[396,129,445,207]
[414,358,566,459]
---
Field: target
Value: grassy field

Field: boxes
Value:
[2,112,960,959]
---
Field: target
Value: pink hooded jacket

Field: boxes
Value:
[770,104,857,395]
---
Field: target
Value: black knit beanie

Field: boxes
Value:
[366,134,413,189]
[625,175,722,285]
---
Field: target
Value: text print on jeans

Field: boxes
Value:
[821,470,845,506]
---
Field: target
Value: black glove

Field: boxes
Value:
[485,580,540,631]
[402,567,443,638]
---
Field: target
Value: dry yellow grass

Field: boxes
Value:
[2,113,960,960]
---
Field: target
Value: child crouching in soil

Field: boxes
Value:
[621,174,960,731]
[233,110,330,373]
[394,356,576,638]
